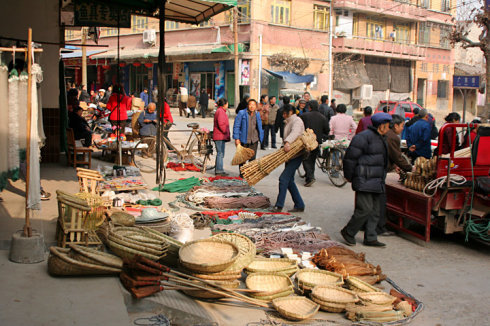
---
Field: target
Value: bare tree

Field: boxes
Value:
[450,2,490,118]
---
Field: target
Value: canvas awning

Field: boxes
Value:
[91,44,224,60]
[264,69,314,84]
[61,50,107,59]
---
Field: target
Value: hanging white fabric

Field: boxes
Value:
[18,74,28,151]
[8,73,20,177]
[0,66,9,191]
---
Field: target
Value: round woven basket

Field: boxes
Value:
[345,276,382,293]
[182,280,240,299]
[244,266,298,277]
[310,295,347,313]
[48,247,122,276]
[245,272,293,294]
[185,268,242,281]
[179,238,239,273]
[68,244,123,269]
[311,285,359,304]
[108,239,166,261]
[245,257,297,274]
[358,292,396,306]
[251,288,294,301]
[296,269,343,291]
[272,296,320,321]
[212,233,256,272]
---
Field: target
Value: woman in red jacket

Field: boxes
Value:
[213,98,230,176]
[107,84,132,132]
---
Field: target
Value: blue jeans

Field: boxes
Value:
[214,140,225,173]
[262,124,276,148]
[275,155,305,209]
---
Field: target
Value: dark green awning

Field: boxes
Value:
[211,43,246,53]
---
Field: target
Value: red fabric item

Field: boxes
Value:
[163,101,173,124]
[206,176,243,182]
[107,94,132,121]
[475,137,490,165]
[212,106,230,141]
[166,162,201,171]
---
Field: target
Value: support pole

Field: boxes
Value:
[81,27,87,87]
[462,89,467,123]
[328,3,334,99]
[233,7,240,110]
[24,28,33,238]
[258,34,262,98]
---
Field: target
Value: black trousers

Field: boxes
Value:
[303,147,319,183]
[75,130,93,147]
[201,104,208,118]
[344,191,381,242]
[238,142,258,177]
[376,192,388,233]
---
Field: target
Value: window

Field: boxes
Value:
[418,22,430,45]
[433,63,439,73]
[132,15,148,32]
[437,80,448,98]
[419,0,430,9]
[238,0,251,23]
[439,25,450,48]
[314,5,330,31]
[199,20,210,27]
[65,29,74,40]
[443,64,450,73]
[441,0,450,12]
[106,28,118,36]
[393,23,410,43]
[421,63,428,72]
[165,21,179,30]
[271,0,291,25]
[367,18,385,40]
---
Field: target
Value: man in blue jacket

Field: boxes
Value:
[140,88,149,107]
[407,109,432,160]
[233,98,264,176]
[341,113,392,247]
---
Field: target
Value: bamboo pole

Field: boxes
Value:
[23,28,33,238]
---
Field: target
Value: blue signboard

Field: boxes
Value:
[453,75,480,89]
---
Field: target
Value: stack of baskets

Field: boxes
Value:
[345,291,403,323]
[245,272,294,301]
[310,285,359,313]
[272,296,320,321]
[345,276,382,293]
[296,269,343,293]
[48,244,123,276]
[178,238,242,299]
[107,227,169,261]
[245,257,298,276]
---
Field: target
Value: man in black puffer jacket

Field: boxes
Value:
[341,113,392,247]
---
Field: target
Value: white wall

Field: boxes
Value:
[335,10,353,37]
[0,0,60,108]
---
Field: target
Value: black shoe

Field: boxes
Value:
[304,179,315,187]
[363,240,386,247]
[271,206,283,212]
[288,207,305,213]
[215,171,229,176]
[341,228,356,246]
[261,147,266,150]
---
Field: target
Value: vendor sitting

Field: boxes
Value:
[137,102,158,155]
[69,106,93,147]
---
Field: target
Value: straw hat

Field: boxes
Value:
[232,144,255,165]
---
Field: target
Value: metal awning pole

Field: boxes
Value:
[156,1,166,184]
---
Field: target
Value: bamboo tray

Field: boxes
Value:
[310,295,347,313]
[296,269,343,291]
[179,238,239,273]
[358,292,396,306]
[345,276,382,293]
[272,296,320,321]
[212,233,256,272]
[311,285,359,304]
[68,244,123,269]
[251,288,294,301]
[245,257,297,273]
[245,272,293,294]
[48,247,122,276]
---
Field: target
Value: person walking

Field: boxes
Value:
[275,96,290,140]
[258,95,270,150]
[330,99,337,112]
[263,96,279,149]
[199,89,209,118]
[187,94,197,118]
[341,113,392,247]
[329,104,357,140]
[140,88,149,107]
[319,95,335,122]
[407,109,432,161]
[355,106,373,134]
[300,100,329,187]
[273,105,306,213]
[233,99,264,176]
[107,84,132,132]
[178,84,188,117]
[213,98,230,176]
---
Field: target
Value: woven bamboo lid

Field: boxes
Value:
[179,238,239,273]
[296,269,343,288]
[245,272,293,293]
[246,257,297,273]
[311,285,359,304]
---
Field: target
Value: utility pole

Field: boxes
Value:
[328,3,334,99]
[234,7,240,111]
[81,27,87,87]
[258,34,263,98]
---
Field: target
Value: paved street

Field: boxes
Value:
[0,110,489,326]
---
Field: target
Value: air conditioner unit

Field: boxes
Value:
[353,85,373,100]
[143,29,156,45]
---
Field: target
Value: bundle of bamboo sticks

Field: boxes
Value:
[240,129,318,185]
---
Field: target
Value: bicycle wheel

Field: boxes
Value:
[297,164,306,178]
[132,139,161,173]
[327,148,347,187]
[188,137,215,172]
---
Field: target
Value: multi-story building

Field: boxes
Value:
[64,0,456,111]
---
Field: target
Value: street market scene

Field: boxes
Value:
[0,0,489,325]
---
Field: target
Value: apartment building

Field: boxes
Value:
[64,0,456,111]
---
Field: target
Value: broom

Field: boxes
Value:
[240,129,318,185]
[231,143,256,165]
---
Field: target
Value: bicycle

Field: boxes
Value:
[132,122,215,178]
[317,138,348,187]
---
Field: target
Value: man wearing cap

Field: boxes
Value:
[406,108,432,160]
[341,112,392,247]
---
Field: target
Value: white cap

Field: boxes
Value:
[98,89,106,93]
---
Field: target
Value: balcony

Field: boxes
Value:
[333,36,426,60]
[334,0,427,21]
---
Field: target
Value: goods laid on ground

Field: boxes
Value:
[107,227,169,261]
[296,269,343,293]
[240,129,318,185]
[272,296,320,321]
[152,176,201,193]
[403,156,437,192]
[245,272,294,301]
[211,233,256,272]
[245,257,298,276]
[179,238,239,273]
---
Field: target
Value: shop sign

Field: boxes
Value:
[453,75,480,89]
[240,59,250,86]
[190,74,201,97]
[74,0,130,28]
[173,63,182,80]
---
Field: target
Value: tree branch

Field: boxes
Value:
[460,35,482,49]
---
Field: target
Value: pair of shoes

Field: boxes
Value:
[304,179,316,187]
[271,206,283,212]
[378,230,396,236]
[215,171,229,176]
[363,240,386,247]
[40,190,51,201]
[288,207,305,213]
[341,228,356,246]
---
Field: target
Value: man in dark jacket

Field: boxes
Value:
[407,109,432,160]
[341,112,392,247]
[300,100,329,187]
[275,96,290,139]
[68,106,93,147]
[319,95,335,122]
[199,89,209,118]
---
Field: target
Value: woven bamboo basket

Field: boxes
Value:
[245,272,293,294]
[139,227,183,266]
[358,292,396,306]
[109,210,135,226]
[310,295,347,313]
[212,233,256,272]
[108,239,166,261]
[272,296,320,321]
[182,280,240,299]
[311,285,359,304]
[179,238,239,273]
[186,268,242,280]
[245,257,297,274]
[296,269,343,292]
[345,303,394,314]
[112,228,168,247]
[251,288,294,301]
[48,247,122,276]
[345,276,382,293]
[68,244,123,269]
[108,234,167,256]
[244,267,298,277]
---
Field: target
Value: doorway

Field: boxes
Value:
[417,78,426,107]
